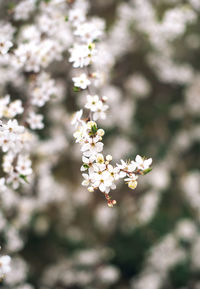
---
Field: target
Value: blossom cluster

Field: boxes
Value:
[72,114,152,206]
[68,1,152,206]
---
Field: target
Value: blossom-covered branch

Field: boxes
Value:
[69,1,152,206]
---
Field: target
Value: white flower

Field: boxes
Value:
[68,8,86,26]
[8,100,24,118]
[117,160,137,178]
[27,112,44,130]
[69,44,96,68]
[72,73,91,89]
[0,178,7,192]
[74,21,103,43]
[31,88,50,107]
[135,155,152,170]
[125,174,138,190]
[107,165,120,180]
[0,39,13,55]
[92,161,106,175]
[93,101,108,121]
[14,0,35,20]
[0,255,11,278]
[71,109,83,128]
[6,172,21,190]
[81,155,95,172]
[85,95,100,112]
[16,155,32,176]
[93,170,113,193]
[81,137,104,157]
[0,95,10,118]
[2,153,14,173]
[30,72,57,107]
[4,119,24,134]
[73,124,88,144]
[0,132,14,152]
[82,173,90,186]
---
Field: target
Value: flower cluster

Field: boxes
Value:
[0,95,32,189]
[72,115,152,206]
[69,1,152,206]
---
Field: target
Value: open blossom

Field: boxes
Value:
[13,0,36,20]
[16,155,32,176]
[4,119,24,134]
[0,95,11,118]
[71,109,83,128]
[0,39,13,55]
[30,72,58,107]
[69,43,96,68]
[7,100,24,118]
[107,165,120,181]
[68,8,86,27]
[6,171,21,189]
[117,160,137,178]
[74,20,104,43]
[92,170,113,193]
[135,155,152,171]
[93,101,108,121]
[81,155,95,172]
[0,178,7,192]
[0,255,11,278]
[0,120,24,153]
[85,95,100,112]
[85,95,108,120]
[72,73,91,89]
[81,137,104,157]
[125,174,138,190]
[27,112,44,130]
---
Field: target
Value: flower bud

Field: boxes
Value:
[87,121,97,129]
[88,186,94,193]
[106,154,112,162]
[97,129,105,137]
[96,154,104,164]
[128,180,137,190]
[102,96,107,102]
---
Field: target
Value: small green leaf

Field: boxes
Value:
[91,124,97,135]
[65,16,69,22]
[73,86,80,92]
[83,164,89,169]
[19,174,29,184]
[142,168,152,175]
[7,2,15,10]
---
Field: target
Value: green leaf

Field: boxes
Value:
[83,164,89,169]
[73,86,80,92]
[7,2,15,10]
[91,124,97,135]
[19,174,29,184]
[65,16,69,22]
[142,168,152,175]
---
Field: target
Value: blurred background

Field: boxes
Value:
[0,0,200,289]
